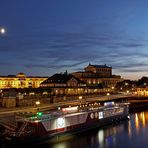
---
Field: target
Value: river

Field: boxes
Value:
[2,109,148,148]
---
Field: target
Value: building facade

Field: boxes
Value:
[136,87,148,96]
[71,64,123,88]
[40,73,86,96]
[40,73,111,97]
[84,64,112,77]
[0,73,48,89]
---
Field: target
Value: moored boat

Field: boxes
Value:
[4,102,129,144]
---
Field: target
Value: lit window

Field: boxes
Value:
[99,112,103,119]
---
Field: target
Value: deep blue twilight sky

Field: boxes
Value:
[0,0,148,80]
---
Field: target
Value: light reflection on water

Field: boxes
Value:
[3,110,148,148]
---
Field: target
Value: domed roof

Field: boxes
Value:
[16,72,26,77]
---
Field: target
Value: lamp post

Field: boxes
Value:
[106,93,110,101]
[79,96,82,107]
[35,101,40,111]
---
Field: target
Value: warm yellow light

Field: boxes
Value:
[107,93,110,96]
[79,96,82,100]
[35,120,39,123]
[35,101,40,105]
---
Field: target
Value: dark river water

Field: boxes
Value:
[2,110,148,148]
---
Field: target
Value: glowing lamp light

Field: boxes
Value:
[111,86,114,89]
[79,96,82,100]
[107,93,110,96]
[35,120,39,123]
[36,101,40,105]
[37,112,43,117]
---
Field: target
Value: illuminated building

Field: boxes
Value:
[84,64,112,77]
[71,64,123,88]
[0,73,47,89]
[40,73,87,96]
[40,73,111,97]
[136,87,148,96]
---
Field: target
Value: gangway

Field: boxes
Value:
[16,122,28,137]
[0,119,17,132]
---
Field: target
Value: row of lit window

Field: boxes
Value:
[137,89,148,91]
[94,69,111,72]
[88,81,100,84]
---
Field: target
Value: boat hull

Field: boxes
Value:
[4,113,129,146]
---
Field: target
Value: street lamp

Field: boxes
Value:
[106,93,110,101]
[35,101,40,111]
[78,96,82,106]
[79,96,82,100]
[111,86,114,90]
[107,93,110,96]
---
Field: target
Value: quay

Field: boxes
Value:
[0,93,148,116]
[0,93,148,143]
[0,93,132,116]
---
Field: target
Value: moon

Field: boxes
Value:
[0,28,6,34]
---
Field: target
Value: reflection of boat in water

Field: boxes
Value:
[4,102,129,144]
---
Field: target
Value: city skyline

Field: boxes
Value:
[1,0,148,80]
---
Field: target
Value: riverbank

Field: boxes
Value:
[126,96,148,112]
[129,102,148,112]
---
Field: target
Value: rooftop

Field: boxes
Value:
[41,73,85,84]
[88,64,112,69]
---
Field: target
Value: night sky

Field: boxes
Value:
[0,0,148,80]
